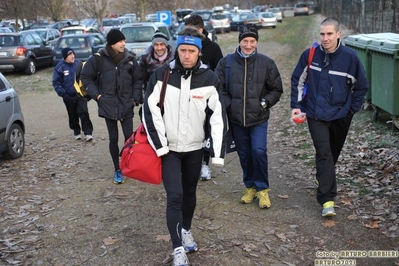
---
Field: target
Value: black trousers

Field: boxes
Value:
[307,114,353,206]
[63,95,93,135]
[162,149,203,249]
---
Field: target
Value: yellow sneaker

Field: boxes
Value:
[241,188,257,203]
[256,189,271,209]
[322,201,336,217]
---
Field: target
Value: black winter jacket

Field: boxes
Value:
[215,48,283,127]
[81,48,143,121]
[200,30,223,71]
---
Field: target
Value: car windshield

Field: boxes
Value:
[121,26,155,42]
[261,13,274,18]
[212,14,227,20]
[34,30,47,39]
[0,35,17,46]
[57,37,87,49]
[63,29,84,35]
[103,20,120,26]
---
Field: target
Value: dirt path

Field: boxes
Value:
[1,15,398,266]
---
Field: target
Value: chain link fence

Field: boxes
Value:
[319,0,398,33]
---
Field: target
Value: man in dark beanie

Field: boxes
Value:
[184,13,224,181]
[139,30,174,91]
[215,24,283,209]
[81,28,143,185]
[52,47,94,141]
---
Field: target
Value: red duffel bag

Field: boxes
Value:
[120,123,162,185]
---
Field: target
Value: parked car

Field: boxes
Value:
[0,31,53,74]
[230,12,261,31]
[101,18,123,36]
[187,10,213,22]
[49,20,80,31]
[52,33,107,65]
[145,14,158,22]
[173,20,217,43]
[120,22,175,59]
[0,28,12,33]
[0,72,25,159]
[257,12,277,28]
[176,9,194,23]
[210,12,231,33]
[294,3,309,16]
[61,26,103,36]
[81,18,99,28]
[268,7,283,22]
[31,28,61,47]
[124,13,138,22]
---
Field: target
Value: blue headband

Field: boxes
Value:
[176,35,202,50]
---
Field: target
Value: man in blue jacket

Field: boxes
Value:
[53,48,93,141]
[291,17,369,217]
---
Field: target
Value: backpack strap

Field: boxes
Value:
[306,42,319,81]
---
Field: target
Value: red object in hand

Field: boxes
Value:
[292,112,307,124]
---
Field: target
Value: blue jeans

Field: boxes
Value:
[232,121,269,191]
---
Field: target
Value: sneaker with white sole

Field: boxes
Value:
[200,163,211,180]
[322,201,336,217]
[173,246,189,266]
[181,228,198,253]
[74,134,82,140]
[85,135,93,142]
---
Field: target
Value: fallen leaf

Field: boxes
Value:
[365,221,379,229]
[0,207,4,212]
[156,234,170,242]
[322,220,336,227]
[275,233,287,241]
[103,237,119,245]
[277,194,289,199]
[341,197,351,205]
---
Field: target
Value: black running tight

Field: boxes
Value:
[104,117,133,171]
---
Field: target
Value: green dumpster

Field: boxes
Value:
[344,33,399,102]
[368,37,399,118]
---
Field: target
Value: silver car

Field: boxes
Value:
[0,72,25,159]
[120,22,175,59]
[268,8,283,23]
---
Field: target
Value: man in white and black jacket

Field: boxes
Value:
[142,27,226,266]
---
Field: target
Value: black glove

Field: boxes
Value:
[62,94,71,103]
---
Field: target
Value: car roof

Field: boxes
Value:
[120,21,169,28]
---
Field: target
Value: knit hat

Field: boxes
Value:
[62,47,74,60]
[152,30,169,46]
[107,29,126,45]
[238,25,259,42]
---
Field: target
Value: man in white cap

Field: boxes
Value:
[142,27,226,266]
[52,47,94,141]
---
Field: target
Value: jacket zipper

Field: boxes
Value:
[243,58,247,127]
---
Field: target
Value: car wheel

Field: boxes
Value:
[4,123,25,159]
[24,59,36,75]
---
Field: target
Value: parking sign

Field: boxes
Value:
[157,11,171,26]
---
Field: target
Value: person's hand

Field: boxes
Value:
[291,109,306,124]
[291,108,302,117]
[62,94,71,103]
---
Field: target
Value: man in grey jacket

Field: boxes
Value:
[216,25,283,209]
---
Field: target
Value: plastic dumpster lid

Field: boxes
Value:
[368,38,399,55]
[345,33,399,49]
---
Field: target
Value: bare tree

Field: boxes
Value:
[41,0,68,22]
[72,0,109,26]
